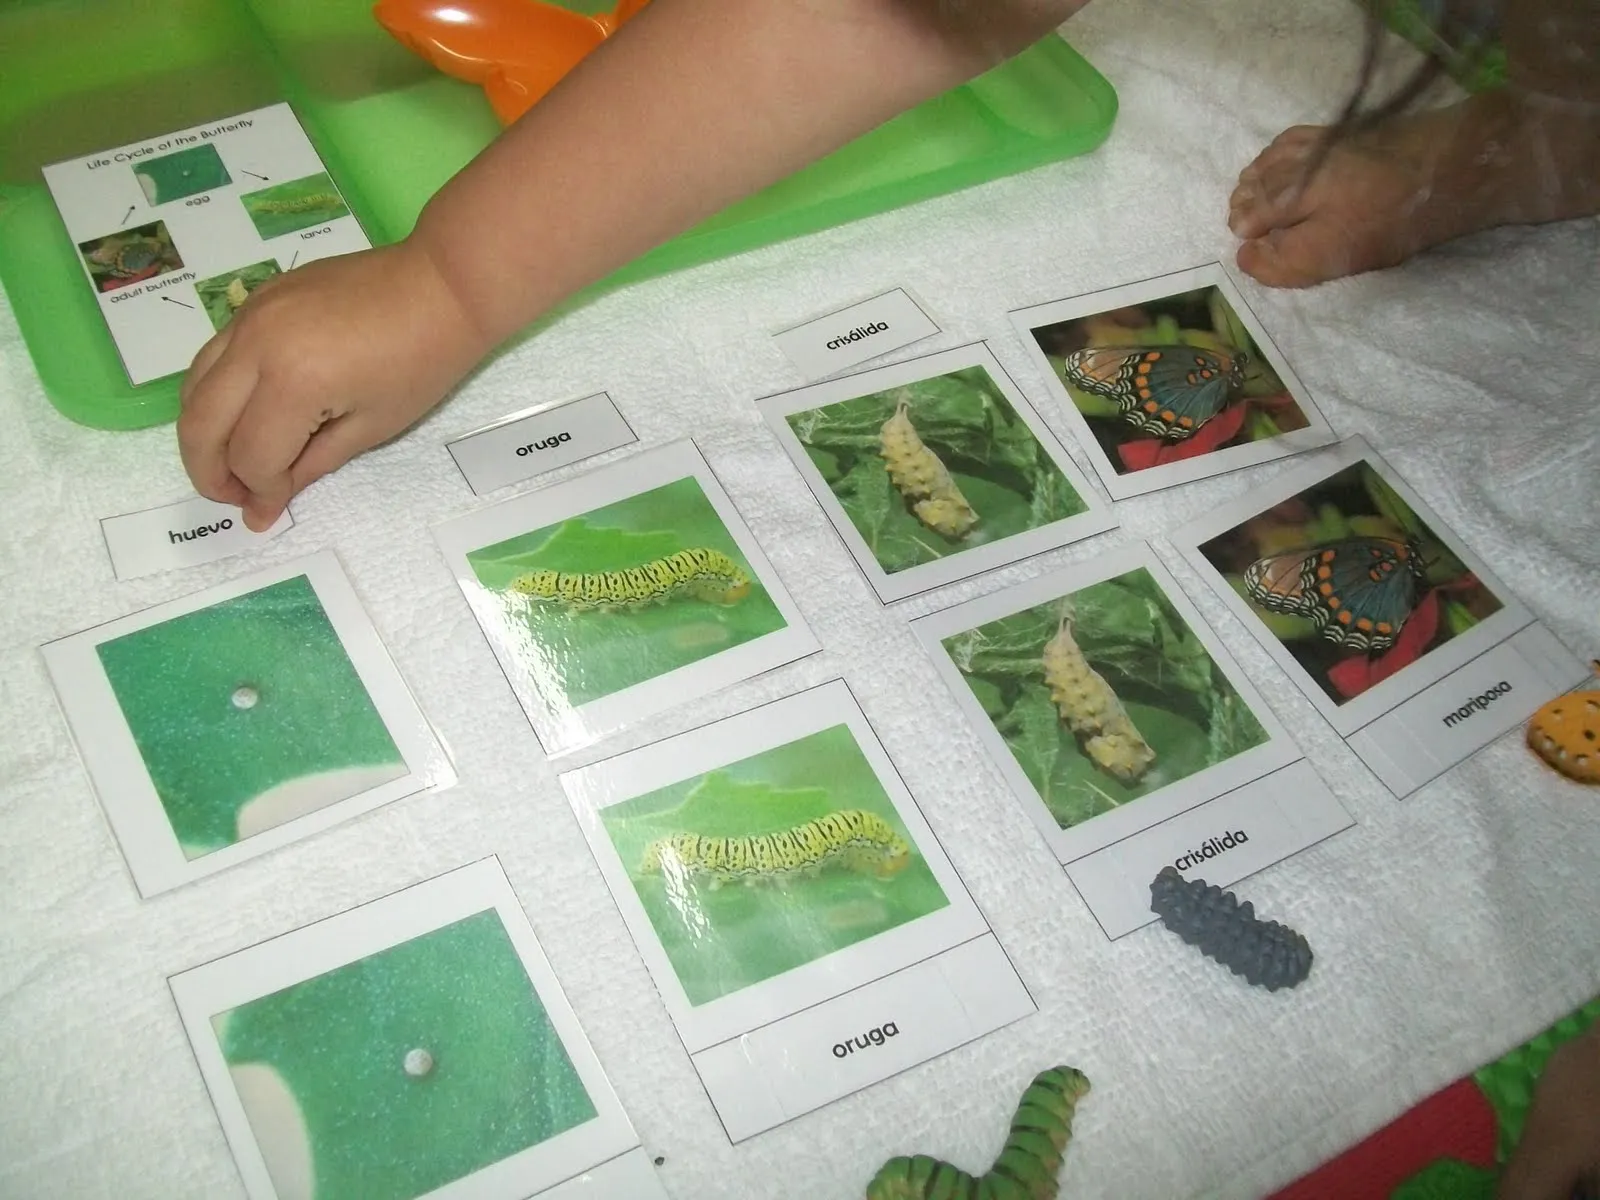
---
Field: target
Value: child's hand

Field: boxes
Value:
[177,240,488,531]
[1498,1022,1600,1200]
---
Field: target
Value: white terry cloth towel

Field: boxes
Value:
[1,1,1597,1197]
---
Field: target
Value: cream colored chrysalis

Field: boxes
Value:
[878,391,979,539]
[1041,610,1156,784]
[225,276,251,310]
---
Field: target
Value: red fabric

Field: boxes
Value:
[1267,1076,1497,1200]
[1118,402,1250,472]
[1327,588,1441,700]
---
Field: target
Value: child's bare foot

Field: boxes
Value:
[1227,89,1600,288]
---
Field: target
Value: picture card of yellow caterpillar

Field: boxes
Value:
[433,439,820,757]
[912,541,1352,939]
[42,103,369,388]
[756,342,1116,603]
[1175,436,1589,799]
[168,858,670,1200]
[1009,262,1337,501]
[559,679,1034,1142]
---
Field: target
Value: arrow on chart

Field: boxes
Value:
[240,170,269,181]
[119,206,136,226]
[288,251,300,269]
[161,296,195,310]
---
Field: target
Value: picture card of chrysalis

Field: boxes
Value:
[559,682,1032,1139]
[169,860,669,1200]
[913,543,1303,868]
[758,343,1115,602]
[434,440,818,755]
[1010,263,1336,499]
[39,552,452,897]
[1176,438,1586,795]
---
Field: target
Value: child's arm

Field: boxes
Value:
[177,0,1089,530]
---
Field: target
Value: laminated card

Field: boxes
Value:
[1175,438,1590,797]
[169,859,669,1200]
[1009,263,1337,500]
[433,439,820,756]
[559,680,1036,1142]
[42,103,370,386]
[912,542,1352,938]
[40,551,453,897]
[757,342,1116,603]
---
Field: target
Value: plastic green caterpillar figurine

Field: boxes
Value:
[865,1066,1090,1199]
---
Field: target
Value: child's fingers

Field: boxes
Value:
[224,392,335,532]
[288,413,381,498]
[177,335,262,508]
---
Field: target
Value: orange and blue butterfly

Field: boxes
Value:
[1244,536,1426,654]
[1062,345,1247,440]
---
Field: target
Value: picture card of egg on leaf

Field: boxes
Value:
[169,858,670,1200]
[1009,263,1337,500]
[756,342,1116,603]
[1174,437,1589,797]
[432,439,820,757]
[558,679,1036,1142]
[39,550,453,897]
[911,540,1352,939]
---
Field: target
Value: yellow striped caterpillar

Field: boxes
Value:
[865,1065,1091,1200]
[1042,615,1155,784]
[638,809,912,888]
[248,192,343,215]
[507,547,751,611]
[879,397,979,539]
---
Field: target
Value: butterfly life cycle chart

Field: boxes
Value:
[913,542,1353,938]
[40,551,453,897]
[170,859,670,1200]
[1175,438,1590,797]
[757,342,1117,603]
[434,439,820,756]
[559,680,1036,1142]
[41,102,369,386]
[1010,263,1338,500]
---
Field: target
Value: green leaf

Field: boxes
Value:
[995,682,1066,809]
[1364,467,1428,538]
[1442,598,1481,636]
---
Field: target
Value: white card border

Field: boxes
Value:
[444,391,640,497]
[558,679,993,1055]
[1173,437,1537,737]
[40,549,452,897]
[168,858,646,1200]
[911,541,1299,864]
[432,439,820,757]
[1008,263,1338,500]
[756,341,1117,603]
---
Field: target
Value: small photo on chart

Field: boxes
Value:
[169,859,669,1200]
[77,220,184,293]
[42,103,370,387]
[434,439,819,756]
[40,551,451,896]
[560,680,1035,1141]
[1176,438,1590,797]
[1010,264,1336,499]
[912,542,1351,938]
[757,342,1116,602]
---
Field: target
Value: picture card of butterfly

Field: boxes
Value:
[559,680,1032,1142]
[1176,438,1588,797]
[757,343,1116,603]
[1010,263,1337,500]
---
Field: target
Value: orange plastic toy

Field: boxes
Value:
[374,0,651,124]
[1527,662,1600,784]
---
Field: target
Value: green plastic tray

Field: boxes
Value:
[0,0,1116,430]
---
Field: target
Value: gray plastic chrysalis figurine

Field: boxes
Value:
[1149,866,1313,992]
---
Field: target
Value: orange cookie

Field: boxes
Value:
[1526,668,1600,784]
